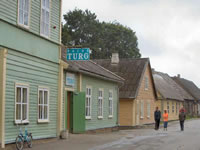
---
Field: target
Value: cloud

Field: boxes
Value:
[62,0,200,87]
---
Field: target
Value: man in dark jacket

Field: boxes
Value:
[179,107,186,131]
[154,107,161,130]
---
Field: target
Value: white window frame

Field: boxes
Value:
[40,0,51,38]
[167,101,170,113]
[17,0,31,28]
[147,100,151,118]
[85,86,92,119]
[140,100,144,119]
[15,83,29,124]
[108,90,113,118]
[38,86,49,123]
[172,102,175,113]
[145,76,149,90]
[98,88,104,119]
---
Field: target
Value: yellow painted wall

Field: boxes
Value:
[135,64,156,126]
[162,100,183,121]
[119,99,133,126]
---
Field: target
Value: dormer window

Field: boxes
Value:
[18,0,30,28]
[40,0,50,37]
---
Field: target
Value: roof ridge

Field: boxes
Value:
[89,60,125,81]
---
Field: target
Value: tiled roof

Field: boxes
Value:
[61,47,124,83]
[172,77,200,100]
[153,71,192,101]
[94,58,153,99]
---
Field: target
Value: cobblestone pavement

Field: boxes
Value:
[5,119,200,150]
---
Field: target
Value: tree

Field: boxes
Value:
[62,8,141,59]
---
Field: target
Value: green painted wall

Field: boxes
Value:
[82,75,118,130]
[61,72,119,131]
[0,0,60,43]
[5,49,59,143]
[0,21,59,63]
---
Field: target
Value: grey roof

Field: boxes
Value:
[94,58,156,99]
[61,47,124,83]
[172,77,200,100]
[153,71,192,101]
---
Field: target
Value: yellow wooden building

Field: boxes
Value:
[153,71,193,121]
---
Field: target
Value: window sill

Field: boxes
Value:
[98,116,103,119]
[40,33,50,39]
[147,116,150,119]
[85,116,91,120]
[108,115,113,119]
[17,23,30,30]
[37,120,49,123]
[140,117,144,119]
[15,120,29,125]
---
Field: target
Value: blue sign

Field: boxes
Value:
[66,48,90,60]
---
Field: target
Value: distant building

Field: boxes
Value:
[95,54,157,126]
[172,75,200,116]
[153,71,188,121]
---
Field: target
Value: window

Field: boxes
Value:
[86,86,92,119]
[15,84,29,124]
[176,102,178,114]
[145,76,149,90]
[167,101,170,113]
[147,100,151,118]
[98,89,103,118]
[172,102,174,113]
[41,0,50,37]
[140,100,144,118]
[38,87,49,122]
[18,0,30,27]
[108,90,113,118]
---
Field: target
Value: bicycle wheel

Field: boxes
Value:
[27,134,32,148]
[16,136,23,150]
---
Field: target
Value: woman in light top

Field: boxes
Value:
[163,110,168,131]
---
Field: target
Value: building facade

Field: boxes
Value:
[58,48,124,134]
[95,54,157,126]
[0,0,62,148]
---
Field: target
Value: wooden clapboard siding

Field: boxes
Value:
[119,99,133,126]
[5,49,59,143]
[0,0,60,44]
[82,75,118,131]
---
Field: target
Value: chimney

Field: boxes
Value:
[177,74,180,78]
[111,53,119,64]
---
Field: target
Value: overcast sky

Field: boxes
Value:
[62,0,200,87]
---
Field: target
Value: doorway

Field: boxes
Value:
[65,91,73,132]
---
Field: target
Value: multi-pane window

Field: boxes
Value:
[18,0,30,27]
[172,102,175,113]
[145,76,149,90]
[140,100,144,118]
[108,91,113,117]
[98,89,103,118]
[41,0,50,37]
[38,88,49,122]
[167,101,170,113]
[86,86,92,119]
[15,85,29,123]
[147,101,151,118]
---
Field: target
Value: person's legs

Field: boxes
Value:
[157,119,160,129]
[182,121,184,131]
[180,121,184,131]
[155,120,157,130]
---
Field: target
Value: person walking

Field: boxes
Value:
[154,107,161,130]
[163,110,168,131]
[179,107,186,131]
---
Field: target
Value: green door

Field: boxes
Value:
[72,92,86,133]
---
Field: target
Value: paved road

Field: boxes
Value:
[22,119,200,150]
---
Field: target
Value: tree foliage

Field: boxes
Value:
[62,9,141,59]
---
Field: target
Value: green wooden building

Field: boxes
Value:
[58,47,124,134]
[0,0,62,148]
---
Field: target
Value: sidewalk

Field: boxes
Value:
[4,119,194,150]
